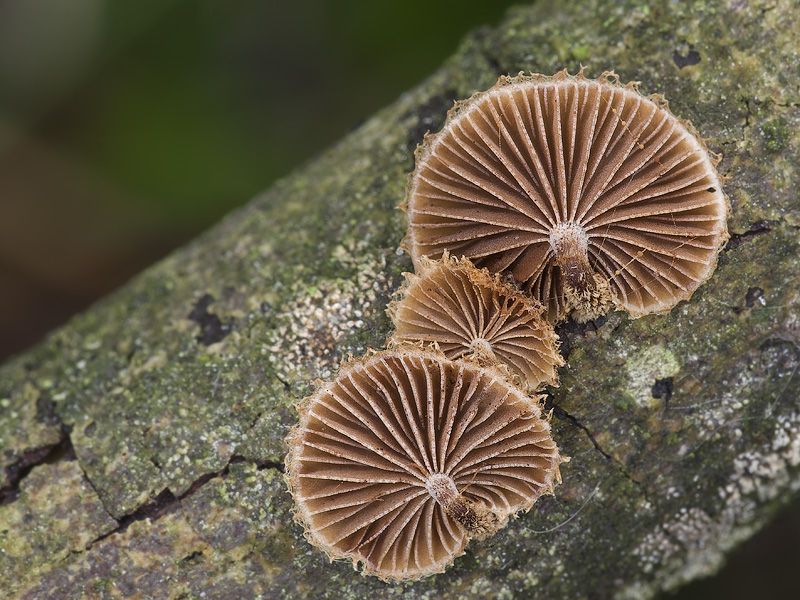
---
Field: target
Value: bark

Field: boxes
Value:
[1,0,799,598]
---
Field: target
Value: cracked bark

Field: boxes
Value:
[1,0,800,599]
[0,429,73,505]
[547,399,616,463]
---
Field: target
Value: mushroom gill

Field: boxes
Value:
[388,252,564,391]
[404,70,729,322]
[285,348,563,581]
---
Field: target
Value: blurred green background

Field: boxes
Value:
[0,0,797,598]
[0,0,527,362]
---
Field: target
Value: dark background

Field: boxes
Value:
[0,1,797,597]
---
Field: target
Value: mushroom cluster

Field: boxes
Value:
[285,267,566,579]
[285,69,727,582]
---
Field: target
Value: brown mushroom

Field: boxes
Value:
[285,347,563,581]
[404,70,729,322]
[388,252,564,391]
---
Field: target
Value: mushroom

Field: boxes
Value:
[404,70,729,322]
[388,252,564,391]
[285,347,563,581]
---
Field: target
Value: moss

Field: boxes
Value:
[761,118,790,152]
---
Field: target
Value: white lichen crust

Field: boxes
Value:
[285,347,564,581]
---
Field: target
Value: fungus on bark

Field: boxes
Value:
[285,348,563,581]
[404,70,729,322]
[388,252,564,391]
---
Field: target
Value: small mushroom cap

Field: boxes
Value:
[404,70,729,321]
[285,348,563,581]
[388,252,564,390]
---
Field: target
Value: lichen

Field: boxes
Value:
[0,461,118,598]
[623,398,800,598]
[258,241,399,390]
[761,118,790,152]
[625,345,682,409]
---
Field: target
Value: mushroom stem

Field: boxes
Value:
[557,254,596,295]
[549,222,595,291]
[550,223,613,321]
[469,337,498,365]
[426,474,500,539]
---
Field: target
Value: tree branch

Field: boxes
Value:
[2,0,799,598]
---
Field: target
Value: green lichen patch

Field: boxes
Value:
[69,414,169,518]
[761,117,791,152]
[234,405,293,466]
[13,509,208,600]
[182,463,292,556]
[0,362,63,488]
[0,461,118,597]
[625,346,682,410]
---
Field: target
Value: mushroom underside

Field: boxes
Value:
[286,349,562,581]
[405,72,728,321]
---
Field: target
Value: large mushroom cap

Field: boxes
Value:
[404,70,729,322]
[388,252,564,391]
[285,348,562,581]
